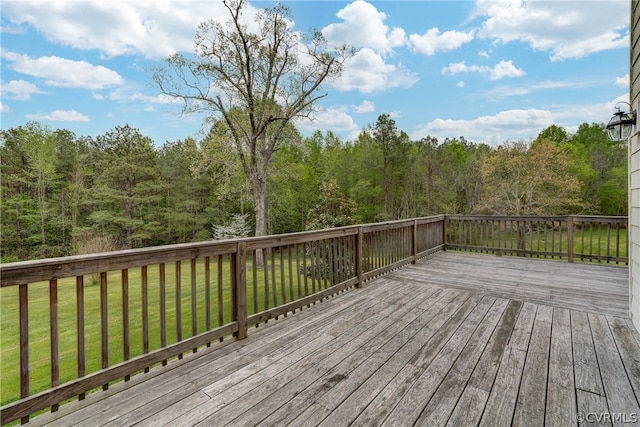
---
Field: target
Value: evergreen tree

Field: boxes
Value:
[90,125,162,248]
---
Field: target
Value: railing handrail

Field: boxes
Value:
[0,215,447,287]
[445,214,628,222]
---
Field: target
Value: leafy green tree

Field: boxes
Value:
[152,0,352,242]
[412,136,441,215]
[90,125,162,248]
[1,127,36,260]
[537,124,568,144]
[337,133,383,223]
[369,114,412,219]
[158,138,212,243]
[306,179,357,230]
[477,139,583,215]
[565,123,627,214]
[53,129,93,250]
[0,122,67,259]
[435,138,487,214]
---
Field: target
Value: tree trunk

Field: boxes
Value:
[252,175,267,265]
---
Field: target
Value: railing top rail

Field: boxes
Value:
[445,215,567,221]
[570,215,628,223]
[445,214,628,222]
[1,215,447,287]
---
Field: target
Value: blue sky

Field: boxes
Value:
[0,0,631,146]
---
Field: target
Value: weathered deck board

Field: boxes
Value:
[396,251,629,316]
[27,251,637,427]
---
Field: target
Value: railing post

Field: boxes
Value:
[355,227,363,288]
[412,220,418,264]
[234,242,248,340]
[567,216,574,263]
[442,216,447,251]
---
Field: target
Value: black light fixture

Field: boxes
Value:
[606,101,636,141]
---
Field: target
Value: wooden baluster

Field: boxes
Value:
[49,279,59,411]
[19,283,29,424]
[76,276,86,398]
[251,251,258,315]
[100,272,108,390]
[233,242,247,340]
[141,266,149,371]
[204,257,210,337]
[122,270,130,380]
[175,261,182,359]
[190,258,197,352]
[270,248,277,309]
[279,246,286,306]
[159,263,167,365]
[288,246,294,302]
[218,255,224,328]
[303,242,309,298]
[263,248,270,311]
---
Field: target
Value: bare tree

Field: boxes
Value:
[152,0,352,242]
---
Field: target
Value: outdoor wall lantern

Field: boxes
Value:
[606,101,636,141]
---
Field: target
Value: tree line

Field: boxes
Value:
[0,116,627,262]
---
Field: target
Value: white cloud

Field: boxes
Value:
[334,48,419,93]
[475,0,629,61]
[490,60,526,80]
[354,100,375,113]
[0,0,238,59]
[409,28,474,55]
[105,87,183,106]
[616,74,629,89]
[322,1,406,55]
[297,108,359,133]
[26,110,90,122]
[1,79,46,100]
[486,80,594,98]
[457,81,465,88]
[551,94,630,128]
[478,50,490,58]
[442,61,487,75]
[441,60,525,80]
[2,50,123,89]
[412,108,554,144]
[1,102,9,113]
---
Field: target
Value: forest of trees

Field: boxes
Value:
[0,116,628,262]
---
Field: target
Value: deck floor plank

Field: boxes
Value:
[190,287,445,427]
[23,251,637,427]
[545,307,578,427]
[512,304,552,427]
[412,299,510,427]
[607,316,640,402]
[589,313,640,427]
[379,296,496,426]
[253,288,468,427]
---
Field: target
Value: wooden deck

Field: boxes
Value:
[28,252,639,427]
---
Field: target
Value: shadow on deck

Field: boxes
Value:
[28,252,639,427]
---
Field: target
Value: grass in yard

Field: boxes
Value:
[0,253,327,407]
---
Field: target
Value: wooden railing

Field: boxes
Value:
[445,215,628,264]
[0,216,445,425]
